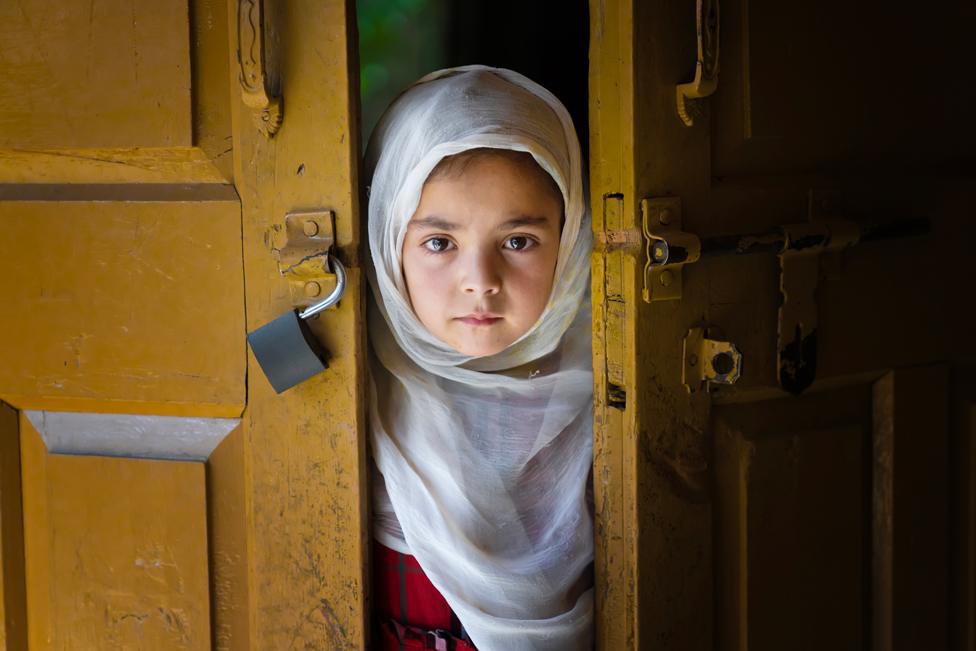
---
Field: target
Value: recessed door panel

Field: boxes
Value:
[714,385,871,650]
[712,0,976,176]
[0,0,192,148]
[0,191,245,416]
[20,416,211,649]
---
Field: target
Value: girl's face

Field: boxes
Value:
[401,153,563,356]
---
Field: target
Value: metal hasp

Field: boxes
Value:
[776,220,859,395]
[641,197,701,302]
[267,210,338,308]
[237,0,282,136]
[639,194,929,394]
[248,210,345,394]
[682,327,742,392]
[676,0,720,126]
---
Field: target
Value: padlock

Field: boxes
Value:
[247,257,347,394]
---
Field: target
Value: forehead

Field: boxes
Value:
[410,154,563,226]
[427,148,563,205]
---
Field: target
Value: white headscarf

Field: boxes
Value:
[365,65,593,651]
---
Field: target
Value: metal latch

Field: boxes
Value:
[266,210,339,309]
[682,327,742,392]
[246,209,347,394]
[601,193,929,395]
[641,197,701,302]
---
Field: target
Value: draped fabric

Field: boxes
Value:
[364,65,594,651]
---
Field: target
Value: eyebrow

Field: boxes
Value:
[409,215,459,231]
[497,215,551,230]
[409,215,553,231]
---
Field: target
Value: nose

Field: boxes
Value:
[460,247,501,296]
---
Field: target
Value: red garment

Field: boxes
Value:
[372,540,478,650]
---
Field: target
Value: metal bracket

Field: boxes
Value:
[641,197,701,302]
[265,210,338,310]
[682,327,742,393]
[777,216,859,394]
[676,0,720,126]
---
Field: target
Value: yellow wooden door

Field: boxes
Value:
[0,0,367,648]
[590,1,975,649]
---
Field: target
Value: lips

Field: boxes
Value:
[455,313,502,326]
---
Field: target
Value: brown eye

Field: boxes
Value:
[503,236,534,251]
[423,237,453,253]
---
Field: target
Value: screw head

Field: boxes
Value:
[659,270,674,287]
[304,281,321,297]
[659,208,672,225]
[303,220,319,237]
[689,353,698,367]
[651,240,669,263]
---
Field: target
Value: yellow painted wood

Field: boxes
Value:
[0,148,228,184]
[226,0,367,648]
[0,402,26,650]
[588,1,639,649]
[190,0,235,183]
[1,1,254,648]
[0,194,245,416]
[20,415,211,650]
[0,0,191,148]
[206,425,251,650]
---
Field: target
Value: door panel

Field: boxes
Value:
[206,425,250,650]
[714,366,950,650]
[712,0,975,176]
[21,418,211,649]
[0,188,245,417]
[590,1,973,649]
[871,366,949,651]
[0,0,193,148]
[0,0,367,648]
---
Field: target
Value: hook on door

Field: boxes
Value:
[676,0,720,127]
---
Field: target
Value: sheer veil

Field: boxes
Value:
[364,65,594,651]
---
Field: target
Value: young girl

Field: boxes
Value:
[364,65,594,651]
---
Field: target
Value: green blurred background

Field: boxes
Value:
[356,0,589,156]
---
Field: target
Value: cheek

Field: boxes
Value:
[402,250,451,317]
[508,251,558,319]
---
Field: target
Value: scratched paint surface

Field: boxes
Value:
[0,196,245,416]
[0,0,191,148]
[0,148,229,185]
[20,418,210,649]
[227,0,369,648]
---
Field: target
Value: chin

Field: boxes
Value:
[453,340,510,357]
